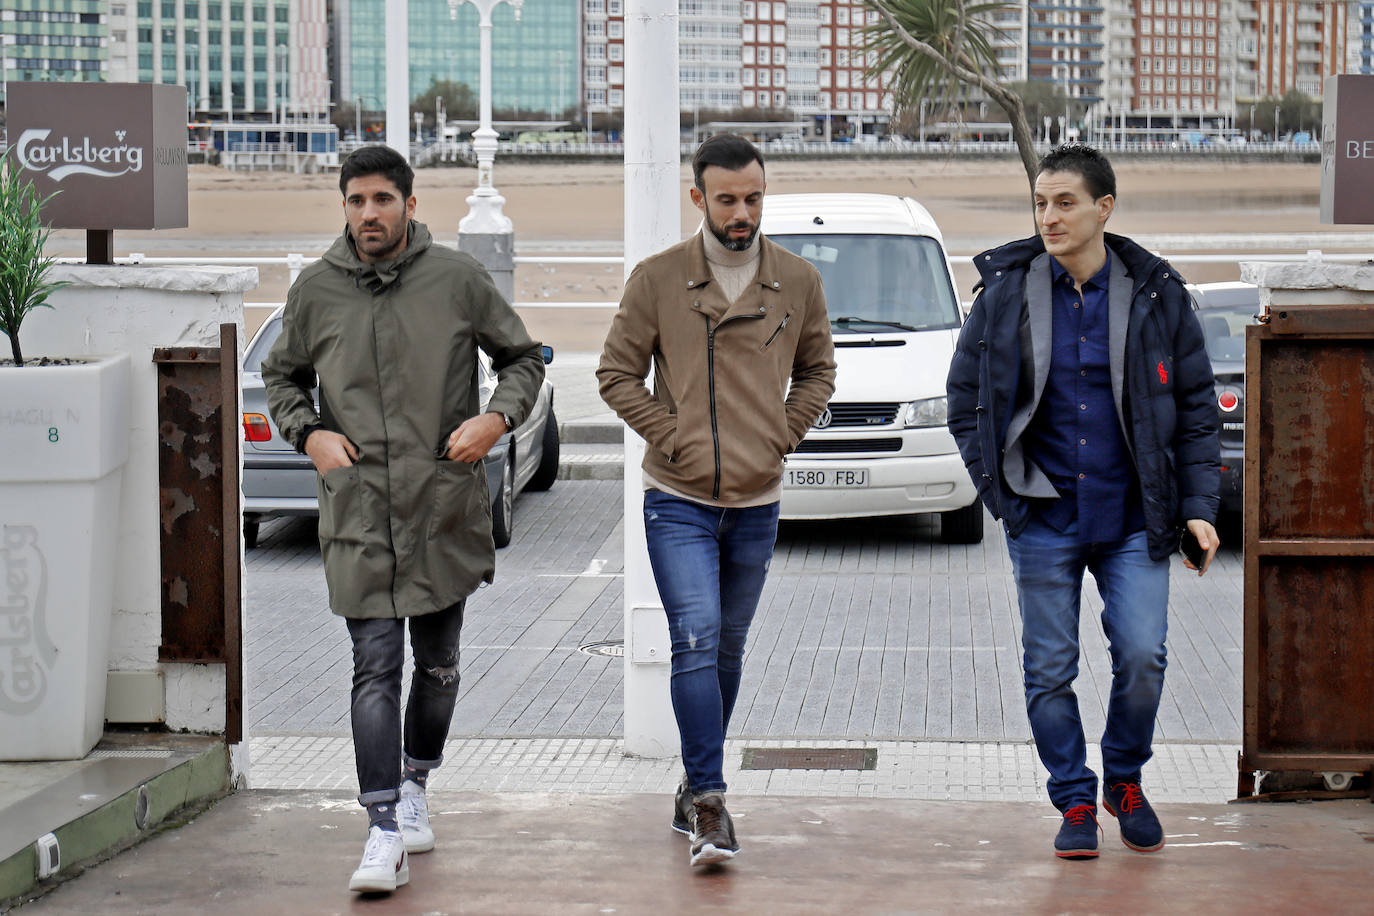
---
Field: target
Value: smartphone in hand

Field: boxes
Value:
[1179,529,1206,567]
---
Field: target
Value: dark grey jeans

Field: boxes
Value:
[345,600,465,806]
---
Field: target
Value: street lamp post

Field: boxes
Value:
[450,0,523,236]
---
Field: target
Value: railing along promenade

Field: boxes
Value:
[64,245,1374,316]
[395,138,1321,165]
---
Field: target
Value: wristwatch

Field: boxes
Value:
[499,412,514,431]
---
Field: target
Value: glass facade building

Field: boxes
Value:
[339,0,580,118]
[0,0,107,105]
[128,0,293,113]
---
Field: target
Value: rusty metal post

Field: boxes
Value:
[153,324,243,744]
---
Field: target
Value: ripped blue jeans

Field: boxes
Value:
[345,600,465,805]
[643,490,780,795]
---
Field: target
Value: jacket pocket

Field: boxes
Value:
[429,459,487,541]
[760,311,792,351]
[318,465,364,544]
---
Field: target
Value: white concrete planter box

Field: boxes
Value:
[0,353,131,760]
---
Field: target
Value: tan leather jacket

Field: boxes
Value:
[598,232,836,503]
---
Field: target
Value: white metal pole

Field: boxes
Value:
[622,0,681,758]
[386,0,410,161]
[458,0,521,234]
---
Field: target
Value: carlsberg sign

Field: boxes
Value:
[6,82,188,230]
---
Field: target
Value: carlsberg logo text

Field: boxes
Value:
[0,525,56,715]
[16,128,145,182]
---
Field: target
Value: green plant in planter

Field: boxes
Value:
[0,152,68,367]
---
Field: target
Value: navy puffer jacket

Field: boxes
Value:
[946,232,1220,561]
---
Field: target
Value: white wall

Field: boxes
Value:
[23,265,257,732]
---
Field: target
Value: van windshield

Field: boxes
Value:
[769,233,961,332]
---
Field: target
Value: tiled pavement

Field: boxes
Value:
[244,351,1247,803]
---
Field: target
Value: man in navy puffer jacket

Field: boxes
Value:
[947,145,1220,860]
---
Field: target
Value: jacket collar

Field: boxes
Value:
[975,231,1167,287]
[684,231,785,296]
[324,219,433,292]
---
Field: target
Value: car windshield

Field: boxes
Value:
[244,315,283,373]
[769,233,961,332]
[1199,307,1253,362]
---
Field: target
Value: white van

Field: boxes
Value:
[762,193,983,543]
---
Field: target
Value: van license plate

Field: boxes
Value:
[786,469,868,487]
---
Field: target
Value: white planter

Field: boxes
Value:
[0,353,130,760]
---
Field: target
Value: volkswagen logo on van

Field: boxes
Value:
[814,408,833,429]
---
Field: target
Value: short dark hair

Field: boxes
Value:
[691,134,765,194]
[339,145,414,199]
[1036,144,1116,200]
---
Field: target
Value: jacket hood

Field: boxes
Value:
[323,219,433,293]
[974,232,1168,288]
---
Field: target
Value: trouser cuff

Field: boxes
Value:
[404,752,443,771]
[357,787,399,807]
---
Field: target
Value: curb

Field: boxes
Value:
[557,454,623,481]
[0,737,232,911]
[558,419,622,445]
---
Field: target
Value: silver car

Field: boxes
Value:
[241,306,559,548]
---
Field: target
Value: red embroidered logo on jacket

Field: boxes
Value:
[1157,361,1168,385]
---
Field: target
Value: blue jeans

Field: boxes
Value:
[1005,516,1169,811]
[345,600,465,805]
[643,489,780,795]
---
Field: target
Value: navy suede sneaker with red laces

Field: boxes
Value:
[1054,803,1101,859]
[1103,780,1165,852]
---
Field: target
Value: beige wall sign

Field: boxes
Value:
[1320,75,1374,225]
[7,82,189,231]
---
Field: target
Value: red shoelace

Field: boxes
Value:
[1112,782,1146,814]
[1063,803,1098,826]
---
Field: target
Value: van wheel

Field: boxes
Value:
[526,407,559,492]
[940,501,984,544]
[244,518,260,549]
[491,452,515,548]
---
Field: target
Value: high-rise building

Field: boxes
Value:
[0,0,107,107]
[1356,2,1373,73]
[104,0,327,119]
[337,0,580,120]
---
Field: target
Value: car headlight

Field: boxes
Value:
[901,397,947,428]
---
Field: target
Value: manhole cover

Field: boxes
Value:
[741,747,878,771]
[578,640,625,658]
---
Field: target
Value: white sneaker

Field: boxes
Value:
[348,826,409,893]
[398,780,435,853]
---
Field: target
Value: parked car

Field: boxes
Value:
[240,306,559,549]
[1187,281,1261,516]
[762,193,983,543]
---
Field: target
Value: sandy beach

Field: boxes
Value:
[46,157,1365,350]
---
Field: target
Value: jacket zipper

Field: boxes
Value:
[707,324,722,499]
[761,313,790,349]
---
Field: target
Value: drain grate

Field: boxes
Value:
[741,747,878,771]
[577,640,625,658]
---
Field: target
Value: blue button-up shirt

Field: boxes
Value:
[1023,253,1144,542]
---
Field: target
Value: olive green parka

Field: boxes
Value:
[262,221,544,618]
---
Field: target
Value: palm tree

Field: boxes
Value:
[863,0,1040,190]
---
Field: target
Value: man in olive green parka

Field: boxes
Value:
[262,145,544,894]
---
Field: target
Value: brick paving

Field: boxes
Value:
[244,353,1247,801]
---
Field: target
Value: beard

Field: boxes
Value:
[705,210,760,252]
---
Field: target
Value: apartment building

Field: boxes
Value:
[0,0,106,106]
[103,0,327,119]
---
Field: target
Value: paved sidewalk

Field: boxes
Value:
[21,791,1374,914]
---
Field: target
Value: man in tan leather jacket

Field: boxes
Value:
[598,134,836,868]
